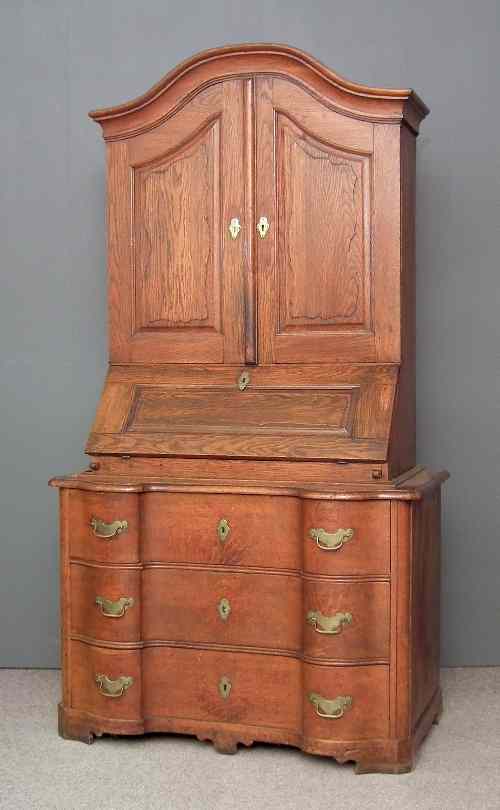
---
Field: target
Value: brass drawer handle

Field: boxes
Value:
[95,596,134,618]
[90,517,128,539]
[217,518,231,545]
[306,610,352,635]
[308,692,353,719]
[95,674,134,698]
[309,527,354,551]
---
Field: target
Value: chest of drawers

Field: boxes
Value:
[50,44,447,774]
[52,470,446,773]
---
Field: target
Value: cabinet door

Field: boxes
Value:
[108,81,248,364]
[255,78,400,364]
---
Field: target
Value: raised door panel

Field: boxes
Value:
[256,78,401,364]
[277,114,370,335]
[134,121,221,334]
[108,81,248,364]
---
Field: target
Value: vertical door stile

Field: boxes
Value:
[221,80,248,365]
[243,78,257,365]
[255,77,276,366]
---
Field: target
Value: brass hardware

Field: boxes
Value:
[95,674,134,698]
[95,596,134,618]
[228,217,241,240]
[218,676,232,699]
[308,692,353,719]
[238,370,250,391]
[218,597,231,621]
[309,527,354,551]
[306,610,353,635]
[257,216,270,239]
[90,517,128,539]
[217,518,231,545]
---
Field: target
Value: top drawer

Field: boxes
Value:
[303,500,390,576]
[142,492,302,570]
[67,490,140,563]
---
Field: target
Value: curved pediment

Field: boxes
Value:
[89,43,428,140]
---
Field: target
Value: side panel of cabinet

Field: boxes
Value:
[255,77,401,364]
[107,81,248,364]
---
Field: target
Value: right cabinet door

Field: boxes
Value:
[255,77,400,365]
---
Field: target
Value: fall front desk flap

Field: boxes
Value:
[85,363,399,464]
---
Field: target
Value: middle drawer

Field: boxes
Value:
[142,568,302,651]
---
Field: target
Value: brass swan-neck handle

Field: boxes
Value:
[309,527,354,551]
[95,596,134,618]
[306,610,353,635]
[90,517,128,539]
[308,692,353,719]
[95,674,134,698]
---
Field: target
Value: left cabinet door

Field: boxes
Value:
[107,81,248,364]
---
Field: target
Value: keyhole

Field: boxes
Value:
[218,676,232,699]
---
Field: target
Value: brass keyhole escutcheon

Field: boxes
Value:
[219,676,232,700]
[238,370,250,391]
[228,217,241,240]
[257,216,270,239]
[217,518,231,545]
[218,597,231,621]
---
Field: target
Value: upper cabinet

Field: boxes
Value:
[88,45,428,472]
[93,45,427,368]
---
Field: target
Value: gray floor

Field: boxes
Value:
[0,668,499,810]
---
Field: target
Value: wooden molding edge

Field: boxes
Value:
[89,43,429,138]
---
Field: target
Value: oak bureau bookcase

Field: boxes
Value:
[50,44,448,774]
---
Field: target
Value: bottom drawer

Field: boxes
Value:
[303,663,389,740]
[143,648,301,732]
[70,641,142,721]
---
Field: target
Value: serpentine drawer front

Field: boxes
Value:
[142,492,302,569]
[68,490,140,564]
[143,647,302,731]
[303,501,390,576]
[70,641,142,722]
[70,563,140,643]
[303,664,390,741]
[303,579,390,661]
[142,568,302,651]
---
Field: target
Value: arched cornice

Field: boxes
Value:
[89,43,429,140]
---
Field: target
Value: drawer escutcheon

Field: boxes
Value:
[218,676,232,699]
[218,597,231,621]
[95,674,134,698]
[309,527,354,551]
[90,517,128,539]
[306,610,352,635]
[95,595,134,618]
[308,692,353,719]
[217,518,231,545]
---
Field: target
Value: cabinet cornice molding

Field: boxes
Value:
[89,43,429,140]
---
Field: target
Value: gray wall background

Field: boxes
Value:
[1,0,499,668]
